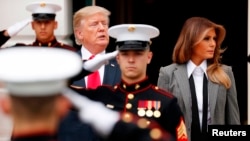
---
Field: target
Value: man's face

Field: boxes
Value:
[116,49,152,83]
[31,20,57,43]
[80,13,109,51]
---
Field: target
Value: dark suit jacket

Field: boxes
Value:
[70,50,121,88]
[157,63,241,141]
[58,50,121,141]
[71,58,121,88]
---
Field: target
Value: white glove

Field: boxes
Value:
[63,88,119,137]
[83,50,118,72]
[6,18,32,37]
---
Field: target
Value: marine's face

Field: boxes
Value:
[116,49,152,83]
[31,20,57,43]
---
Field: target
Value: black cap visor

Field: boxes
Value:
[116,41,150,51]
[32,13,56,21]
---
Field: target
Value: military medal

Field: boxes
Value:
[138,100,146,117]
[153,101,161,118]
[145,100,153,117]
[138,108,146,117]
[146,109,153,117]
[153,110,161,118]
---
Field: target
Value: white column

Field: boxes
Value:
[0,0,73,48]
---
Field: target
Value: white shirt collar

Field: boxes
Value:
[187,60,207,78]
[81,45,106,60]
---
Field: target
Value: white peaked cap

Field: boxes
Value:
[0,47,82,96]
[26,1,61,14]
[108,24,160,42]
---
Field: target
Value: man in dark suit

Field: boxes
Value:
[58,5,121,141]
[70,5,121,88]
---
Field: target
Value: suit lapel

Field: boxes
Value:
[174,65,192,119]
[72,52,120,87]
[174,64,219,125]
[103,59,119,85]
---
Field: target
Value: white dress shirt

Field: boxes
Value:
[187,60,210,129]
[81,46,105,85]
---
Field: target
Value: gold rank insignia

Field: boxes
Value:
[176,117,188,141]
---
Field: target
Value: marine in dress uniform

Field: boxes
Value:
[70,24,188,141]
[15,38,76,51]
[0,47,174,141]
[0,47,82,141]
[7,1,76,52]
[64,88,175,141]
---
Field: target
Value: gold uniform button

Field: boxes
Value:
[127,93,134,99]
[150,128,162,140]
[154,86,159,90]
[121,112,133,123]
[137,118,149,128]
[126,103,132,109]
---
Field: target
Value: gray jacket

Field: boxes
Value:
[157,63,240,140]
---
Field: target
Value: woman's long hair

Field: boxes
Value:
[172,17,231,88]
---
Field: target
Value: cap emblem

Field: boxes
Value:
[108,24,160,50]
[128,25,135,32]
[40,3,46,7]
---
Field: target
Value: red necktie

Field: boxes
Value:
[87,55,101,89]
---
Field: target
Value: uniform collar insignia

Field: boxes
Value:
[33,38,58,47]
[119,77,150,92]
